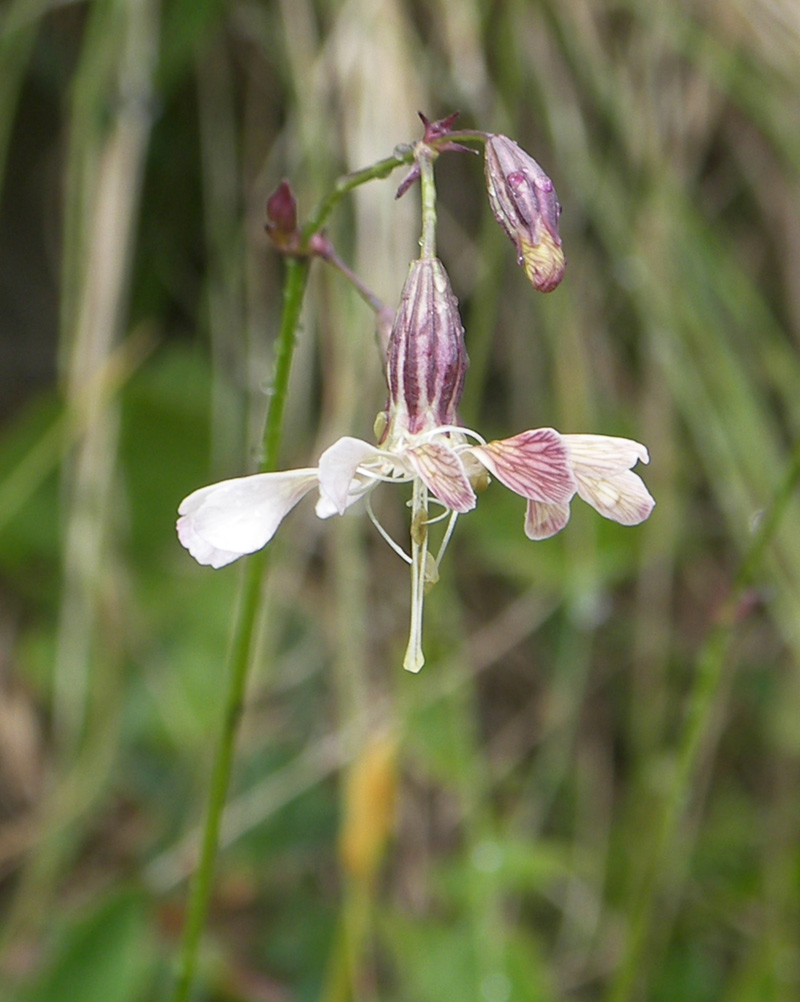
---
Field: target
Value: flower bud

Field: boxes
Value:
[265,180,300,251]
[484,135,565,292]
[386,258,468,437]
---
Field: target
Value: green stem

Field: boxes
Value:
[418,152,437,259]
[169,258,309,1002]
[261,258,312,472]
[608,434,800,1002]
[446,129,489,145]
[168,137,418,999]
[303,149,415,241]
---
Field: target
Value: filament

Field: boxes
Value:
[365,494,412,564]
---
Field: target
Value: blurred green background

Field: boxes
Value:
[1,0,799,1000]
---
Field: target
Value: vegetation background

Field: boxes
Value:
[1,0,799,1000]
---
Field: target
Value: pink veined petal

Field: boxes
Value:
[575,469,655,525]
[406,441,476,513]
[176,470,318,567]
[318,436,380,515]
[563,434,650,475]
[469,428,576,503]
[524,500,571,540]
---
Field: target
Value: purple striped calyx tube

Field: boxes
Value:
[383,257,468,441]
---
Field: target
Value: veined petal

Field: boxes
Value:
[575,469,655,525]
[563,434,649,475]
[524,500,571,540]
[177,470,318,567]
[468,428,576,503]
[406,441,476,513]
[318,436,380,515]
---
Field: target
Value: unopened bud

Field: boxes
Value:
[386,258,468,436]
[484,135,565,292]
[265,180,300,251]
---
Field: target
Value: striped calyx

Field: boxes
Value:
[385,258,468,437]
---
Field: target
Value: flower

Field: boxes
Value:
[177,257,654,672]
[484,134,566,292]
[177,424,652,671]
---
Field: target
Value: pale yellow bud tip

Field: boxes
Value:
[520,230,566,293]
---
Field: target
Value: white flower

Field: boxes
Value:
[178,254,654,672]
[177,425,653,671]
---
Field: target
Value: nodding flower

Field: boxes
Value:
[484,134,566,292]
[177,258,652,672]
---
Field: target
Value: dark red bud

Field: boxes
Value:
[265,180,300,250]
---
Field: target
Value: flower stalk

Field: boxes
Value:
[169,256,310,1002]
[418,150,438,260]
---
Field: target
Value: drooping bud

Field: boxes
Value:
[484,135,565,292]
[265,180,300,252]
[385,258,468,437]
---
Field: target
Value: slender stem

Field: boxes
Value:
[169,122,443,999]
[317,242,388,316]
[168,135,418,998]
[418,152,437,260]
[444,129,489,145]
[608,434,800,1002]
[303,149,415,242]
[170,555,266,1002]
[261,258,311,471]
[169,259,309,1002]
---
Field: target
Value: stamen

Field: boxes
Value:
[433,510,459,571]
[366,495,412,564]
[422,508,452,527]
[357,465,412,486]
[421,424,487,447]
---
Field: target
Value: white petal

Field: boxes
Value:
[317,437,380,515]
[575,469,655,525]
[176,515,243,569]
[315,475,375,519]
[524,500,571,540]
[176,470,318,566]
[563,434,649,475]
